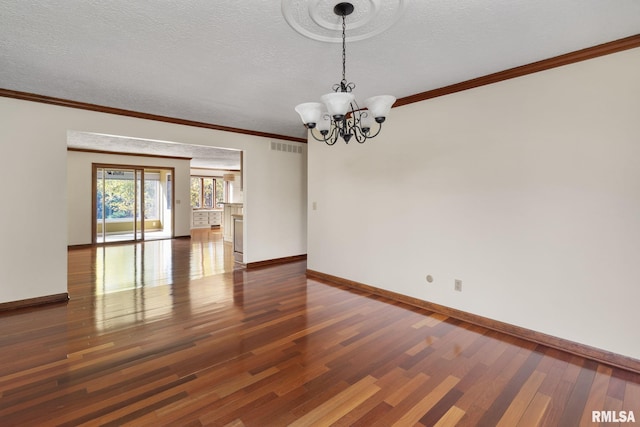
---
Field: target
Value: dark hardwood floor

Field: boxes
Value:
[1,229,639,426]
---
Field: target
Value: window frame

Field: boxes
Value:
[190,176,223,209]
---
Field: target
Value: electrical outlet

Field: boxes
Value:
[454,279,462,292]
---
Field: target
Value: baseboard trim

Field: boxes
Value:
[306,269,640,374]
[246,254,307,269]
[0,293,69,312]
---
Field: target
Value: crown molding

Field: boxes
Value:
[0,88,307,144]
[67,147,192,160]
[2,34,638,140]
[395,33,640,107]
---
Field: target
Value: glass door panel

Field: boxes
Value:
[96,168,104,243]
[135,169,143,241]
[95,167,138,243]
[94,165,174,244]
[143,170,173,241]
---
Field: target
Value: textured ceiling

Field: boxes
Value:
[67,131,241,170]
[2,0,640,148]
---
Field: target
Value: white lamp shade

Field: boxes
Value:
[363,95,396,119]
[295,102,323,125]
[360,111,375,130]
[317,113,331,132]
[321,92,355,118]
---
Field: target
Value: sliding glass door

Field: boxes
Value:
[94,165,173,244]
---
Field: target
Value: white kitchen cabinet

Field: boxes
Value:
[222,203,243,242]
[191,210,222,229]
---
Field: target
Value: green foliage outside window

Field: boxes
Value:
[97,172,160,220]
[191,178,202,208]
[191,177,224,209]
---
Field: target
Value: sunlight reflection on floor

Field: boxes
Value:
[94,229,234,295]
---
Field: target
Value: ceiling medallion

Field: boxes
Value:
[281,0,405,43]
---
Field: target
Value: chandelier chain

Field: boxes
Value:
[341,14,346,85]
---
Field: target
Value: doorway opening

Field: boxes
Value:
[93,164,175,244]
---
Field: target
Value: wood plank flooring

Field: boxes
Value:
[1,229,639,426]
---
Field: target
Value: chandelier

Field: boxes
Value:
[294,2,396,145]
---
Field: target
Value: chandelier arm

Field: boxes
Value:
[309,127,338,145]
[320,124,343,145]
[308,128,326,142]
[327,124,340,145]
[353,113,371,144]
[365,121,384,139]
[351,109,362,129]
[352,126,367,144]
[330,124,341,145]
[349,108,368,144]
[337,116,355,143]
[337,116,346,135]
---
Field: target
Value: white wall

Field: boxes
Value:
[0,97,307,304]
[308,48,640,359]
[0,100,68,303]
[246,143,307,262]
[67,150,192,245]
[228,172,243,204]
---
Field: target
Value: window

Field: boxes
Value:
[97,170,161,220]
[144,173,160,219]
[216,179,224,207]
[166,174,172,209]
[191,177,224,209]
[190,177,202,208]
